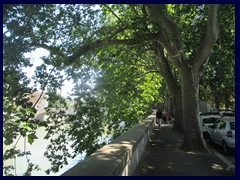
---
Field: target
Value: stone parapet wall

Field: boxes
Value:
[61,112,155,176]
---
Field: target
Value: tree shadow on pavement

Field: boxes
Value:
[133,125,235,176]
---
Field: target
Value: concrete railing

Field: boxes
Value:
[61,112,155,176]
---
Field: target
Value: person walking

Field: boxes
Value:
[156,108,162,128]
[162,109,169,124]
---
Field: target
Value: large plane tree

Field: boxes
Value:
[4,4,234,175]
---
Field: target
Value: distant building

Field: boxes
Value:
[29,92,48,121]
[29,92,75,121]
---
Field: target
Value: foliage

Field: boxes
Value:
[3,4,163,175]
[3,13,41,174]
[199,5,235,109]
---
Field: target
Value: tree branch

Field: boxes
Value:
[105,27,127,40]
[31,43,67,59]
[154,42,180,95]
[155,27,183,68]
[162,9,183,51]
[198,50,213,79]
[192,4,220,72]
[32,67,55,109]
[103,5,125,26]
[146,5,183,63]
[65,33,160,65]
[130,4,140,16]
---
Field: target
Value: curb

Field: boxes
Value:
[206,143,235,169]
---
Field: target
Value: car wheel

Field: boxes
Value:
[222,142,229,155]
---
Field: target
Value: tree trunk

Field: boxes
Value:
[214,95,220,109]
[153,44,184,132]
[169,97,174,119]
[224,90,230,109]
[148,4,219,153]
[172,90,183,132]
[181,66,207,153]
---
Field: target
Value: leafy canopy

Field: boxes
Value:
[3,4,164,175]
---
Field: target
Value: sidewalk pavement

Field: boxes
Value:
[133,124,235,176]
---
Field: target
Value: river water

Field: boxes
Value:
[3,126,86,176]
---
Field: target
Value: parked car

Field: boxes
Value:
[219,109,235,117]
[208,117,235,154]
[199,113,220,138]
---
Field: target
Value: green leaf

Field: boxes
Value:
[28,133,38,145]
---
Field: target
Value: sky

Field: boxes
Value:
[22,48,74,98]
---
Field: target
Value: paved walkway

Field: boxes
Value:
[133,124,235,176]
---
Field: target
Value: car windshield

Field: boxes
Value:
[230,122,235,130]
